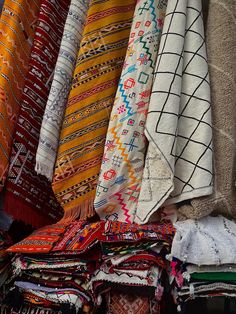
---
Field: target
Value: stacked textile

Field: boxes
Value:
[5,222,103,313]
[4,220,175,313]
[168,216,236,312]
[91,221,176,313]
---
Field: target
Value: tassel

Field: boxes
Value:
[35,161,54,182]
[2,287,24,311]
[59,198,95,223]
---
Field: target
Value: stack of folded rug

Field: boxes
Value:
[92,221,175,314]
[167,216,236,312]
[3,221,104,313]
[2,220,176,313]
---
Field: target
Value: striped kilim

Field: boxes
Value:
[53,0,136,221]
[0,0,41,191]
[35,0,89,181]
[94,0,167,223]
[4,0,69,227]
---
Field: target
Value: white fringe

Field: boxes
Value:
[35,161,54,182]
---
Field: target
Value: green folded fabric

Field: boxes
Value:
[191,272,236,282]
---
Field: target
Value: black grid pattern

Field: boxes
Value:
[136,0,213,223]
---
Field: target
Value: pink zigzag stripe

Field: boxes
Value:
[114,192,131,223]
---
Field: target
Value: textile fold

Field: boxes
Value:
[4,0,69,227]
[135,0,213,224]
[35,0,89,181]
[94,0,167,223]
[52,0,136,221]
[0,0,41,190]
[178,0,236,220]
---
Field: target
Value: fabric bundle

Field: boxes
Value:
[178,0,236,220]
[6,221,104,313]
[94,0,167,223]
[36,0,89,181]
[6,220,176,313]
[52,0,136,221]
[0,0,41,190]
[91,221,175,312]
[135,0,213,224]
[168,216,236,311]
[3,0,70,227]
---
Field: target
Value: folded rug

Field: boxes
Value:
[35,0,89,181]
[0,0,41,190]
[94,0,167,223]
[135,0,213,224]
[178,0,236,220]
[168,216,236,266]
[52,0,136,221]
[4,0,69,227]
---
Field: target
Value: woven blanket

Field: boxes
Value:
[4,0,69,227]
[168,216,236,266]
[135,0,213,224]
[52,0,136,221]
[94,0,167,223]
[106,291,152,314]
[35,0,89,181]
[178,0,236,220]
[0,0,41,190]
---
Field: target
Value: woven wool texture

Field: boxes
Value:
[4,0,69,227]
[107,291,153,314]
[0,0,41,191]
[169,216,236,266]
[52,0,136,221]
[135,0,213,224]
[94,0,167,223]
[178,0,236,220]
[35,0,89,181]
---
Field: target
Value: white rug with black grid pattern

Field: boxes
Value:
[135,0,213,224]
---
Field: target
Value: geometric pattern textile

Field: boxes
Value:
[0,0,41,191]
[178,0,236,220]
[7,223,69,254]
[107,291,151,314]
[135,0,213,224]
[4,0,69,227]
[52,0,136,221]
[7,220,174,254]
[94,0,167,223]
[35,0,89,181]
[103,220,175,244]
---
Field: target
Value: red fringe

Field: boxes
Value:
[4,193,54,228]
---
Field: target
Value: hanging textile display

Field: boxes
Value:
[178,0,236,220]
[94,0,167,223]
[4,0,70,227]
[52,0,136,221]
[0,0,41,191]
[35,0,89,181]
[135,0,213,224]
